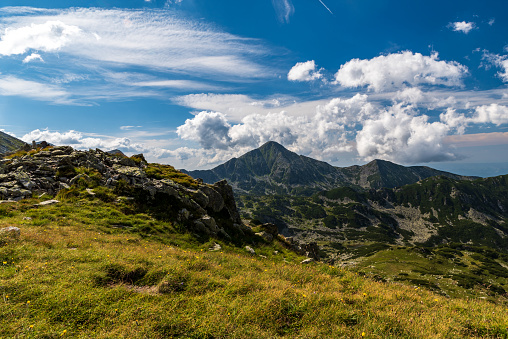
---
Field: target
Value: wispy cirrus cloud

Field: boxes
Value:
[272,0,295,24]
[0,75,72,104]
[0,7,273,104]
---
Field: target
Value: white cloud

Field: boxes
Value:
[0,20,81,56]
[131,79,222,91]
[473,104,508,125]
[334,52,468,92]
[176,94,373,162]
[0,76,71,103]
[22,53,43,63]
[483,52,508,82]
[356,104,459,163]
[450,21,476,34]
[272,0,295,24]
[441,104,508,133]
[488,18,495,26]
[287,60,322,81]
[120,126,143,131]
[174,93,315,122]
[0,7,272,104]
[177,111,232,150]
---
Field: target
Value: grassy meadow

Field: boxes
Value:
[1,194,508,338]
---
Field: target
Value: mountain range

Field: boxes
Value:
[184,141,477,195]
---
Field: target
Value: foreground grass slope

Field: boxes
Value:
[1,197,508,338]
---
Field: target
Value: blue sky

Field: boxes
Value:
[0,0,507,176]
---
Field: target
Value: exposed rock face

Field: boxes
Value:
[0,146,245,238]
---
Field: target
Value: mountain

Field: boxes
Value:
[0,130,26,155]
[184,141,476,195]
[239,174,508,256]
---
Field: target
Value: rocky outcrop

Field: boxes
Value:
[0,146,245,238]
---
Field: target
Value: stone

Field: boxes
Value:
[260,223,279,236]
[199,215,219,234]
[209,243,222,251]
[179,208,190,220]
[59,182,71,190]
[300,258,315,264]
[255,231,273,242]
[36,199,60,206]
[200,186,224,212]
[245,246,256,255]
[0,226,21,243]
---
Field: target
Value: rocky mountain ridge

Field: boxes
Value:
[0,146,245,238]
[184,141,477,196]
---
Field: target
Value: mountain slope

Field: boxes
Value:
[239,174,508,254]
[0,131,26,155]
[184,141,476,195]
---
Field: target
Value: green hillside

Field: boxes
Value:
[2,197,508,338]
[0,130,26,155]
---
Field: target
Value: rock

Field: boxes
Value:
[189,189,209,209]
[36,199,60,206]
[212,180,242,224]
[59,182,71,190]
[200,186,224,212]
[69,174,90,186]
[0,226,21,243]
[255,231,273,242]
[209,243,222,251]
[260,223,278,236]
[245,246,256,255]
[85,188,95,195]
[199,215,219,234]
[178,208,190,220]
[300,258,315,264]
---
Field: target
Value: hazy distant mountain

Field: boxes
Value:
[0,131,26,155]
[184,141,477,195]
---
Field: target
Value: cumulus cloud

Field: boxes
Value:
[22,53,43,63]
[334,52,468,92]
[287,60,322,81]
[440,104,508,136]
[356,104,459,163]
[21,128,150,154]
[0,20,81,56]
[450,21,476,34]
[177,94,375,161]
[177,111,232,149]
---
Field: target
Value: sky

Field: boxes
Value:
[0,0,507,177]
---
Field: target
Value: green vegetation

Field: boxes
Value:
[5,146,53,159]
[145,163,199,188]
[2,197,508,338]
[355,244,508,301]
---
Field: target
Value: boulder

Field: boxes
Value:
[0,226,21,244]
[260,223,279,236]
[255,231,273,242]
[245,246,256,255]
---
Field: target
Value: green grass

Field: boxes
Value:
[355,245,508,302]
[1,197,508,338]
[145,163,199,188]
